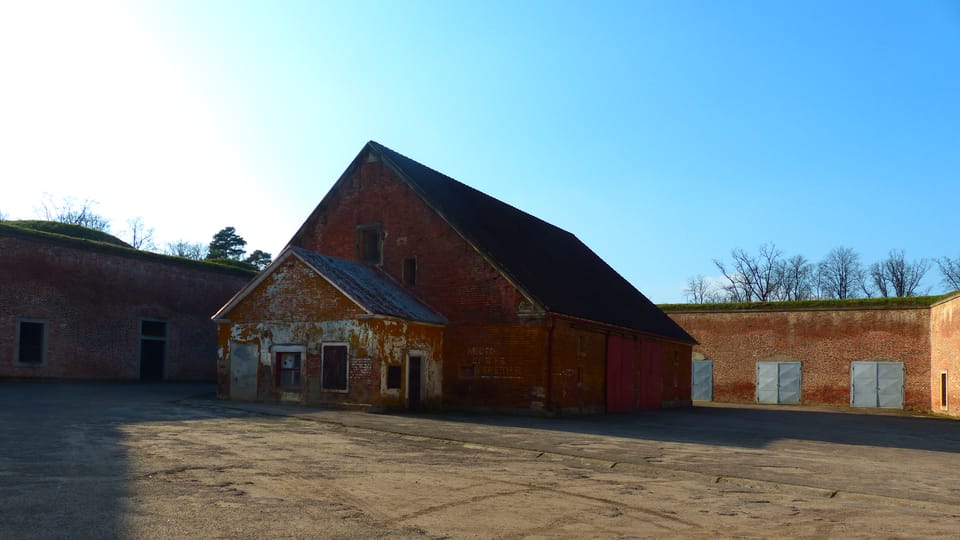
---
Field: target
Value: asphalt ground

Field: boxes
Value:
[1,382,958,538]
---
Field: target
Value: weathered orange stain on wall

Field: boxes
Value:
[217,255,444,409]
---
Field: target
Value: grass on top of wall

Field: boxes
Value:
[659,294,955,312]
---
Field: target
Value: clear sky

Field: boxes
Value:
[1,0,957,302]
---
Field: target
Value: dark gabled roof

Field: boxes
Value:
[365,141,695,343]
[214,246,447,325]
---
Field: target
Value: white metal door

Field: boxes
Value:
[692,360,713,401]
[757,361,801,404]
[852,361,904,409]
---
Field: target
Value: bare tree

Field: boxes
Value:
[869,250,929,297]
[0,208,7,221]
[817,247,865,299]
[36,194,111,232]
[684,275,711,304]
[937,257,960,292]
[165,240,207,260]
[714,243,785,302]
[778,254,814,301]
[867,261,889,298]
[125,217,156,251]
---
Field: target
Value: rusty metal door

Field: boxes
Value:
[230,342,258,401]
[691,360,713,401]
[606,335,636,412]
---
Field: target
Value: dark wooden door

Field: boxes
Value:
[408,356,422,410]
[140,339,165,381]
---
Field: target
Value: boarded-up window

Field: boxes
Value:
[17,320,46,365]
[403,257,417,286]
[386,365,402,389]
[357,225,381,265]
[942,372,949,410]
[322,345,348,391]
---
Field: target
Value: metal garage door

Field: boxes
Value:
[756,361,801,404]
[691,360,713,401]
[851,361,904,409]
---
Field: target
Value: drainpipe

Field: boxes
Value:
[545,315,556,414]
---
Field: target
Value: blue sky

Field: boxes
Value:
[1,0,957,302]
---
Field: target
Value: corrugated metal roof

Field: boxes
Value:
[291,247,447,325]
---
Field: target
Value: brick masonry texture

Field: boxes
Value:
[668,307,938,411]
[930,295,960,416]
[289,158,692,412]
[1,231,252,381]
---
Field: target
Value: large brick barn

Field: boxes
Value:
[663,294,960,417]
[215,141,696,413]
[1,222,253,381]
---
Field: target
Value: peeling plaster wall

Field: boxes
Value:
[668,307,932,410]
[219,319,443,408]
[217,255,443,408]
[0,231,251,380]
[930,295,960,416]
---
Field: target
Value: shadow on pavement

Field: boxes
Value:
[382,403,960,453]
[0,381,254,539]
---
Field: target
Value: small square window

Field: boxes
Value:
[277,352,302,389]
[17,320,46,365]
[403,257,417,286]
[386,365,402,389]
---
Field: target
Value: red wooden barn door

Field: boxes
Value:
[638,340,663,409]
[606,335,636,412]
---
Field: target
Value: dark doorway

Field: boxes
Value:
[407,355,422,410]
[140,319,167,381]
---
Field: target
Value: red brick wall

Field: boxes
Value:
[293,158,529,325]
[1,230,252,381]
[659,340,693,406]
[550,321,607,413]
[668,308,931,410]
[294,156,546,410]
[930,295,960,417]
[442,321,549,410]
[546,320,692,413]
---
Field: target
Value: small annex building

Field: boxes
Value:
[215,141,697,413]
[1,221,254,381]
[663,294,960,417]
[213,247,446,408]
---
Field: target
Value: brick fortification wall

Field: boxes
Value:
[668,307,932,410]
[0,228,252,381]
[930,295,960,417]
